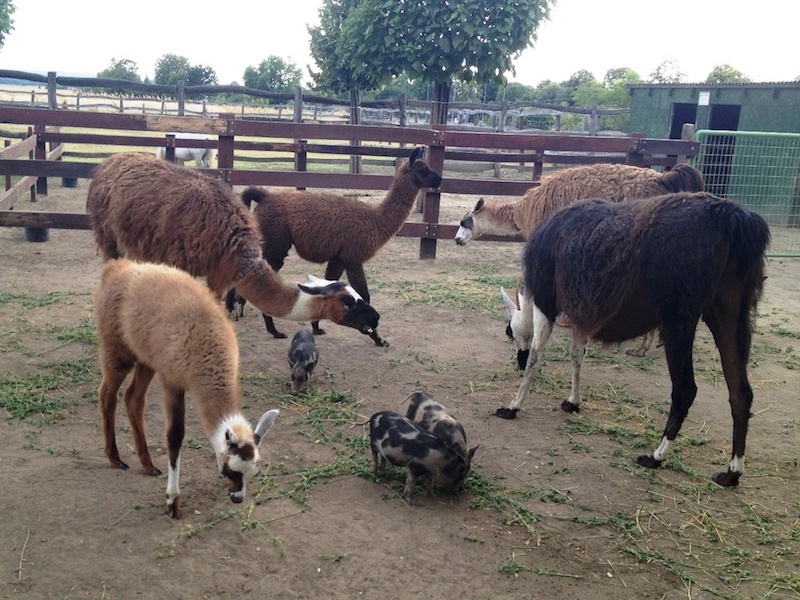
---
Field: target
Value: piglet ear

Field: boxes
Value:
[254,409,280,446]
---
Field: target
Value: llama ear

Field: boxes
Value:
[254,409,279,446]
[409,146,424,164]
[474,197,485,212]
[225,428,238,448]
[500,287,517,321]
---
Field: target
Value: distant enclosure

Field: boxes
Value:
[0,70,630,135]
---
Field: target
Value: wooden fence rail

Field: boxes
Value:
[0,106,699,258]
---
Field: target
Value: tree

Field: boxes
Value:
[705,64,750,85]
[185,65,218,87]
[649,59,685,84]
[0,0,14,49]
[308,0,382,97]
[243,56,302,93]
[97,58,142,82]
[573,67,641,132]
[154,54,191,86]
[339,0,555,124]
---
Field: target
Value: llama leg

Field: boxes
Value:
[261,255,289,338]
[562,333,587,413]
[311,260,348,335]
[124,363,160,476]
[703,300,753,487]
[262,313,287,339]
[497,303,554,418]
[627,329,656,357]
[99,359,133,470]
[164,388,186,519]
[636,322,698,471]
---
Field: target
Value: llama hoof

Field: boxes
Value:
[560,400,580,413]
[635,455,663,469]
[166,498,181,519]
[626,349,646,357]
[712,470,741,487]
[144,467,162,477]
[494,407,519,419]
[312,328,327,336]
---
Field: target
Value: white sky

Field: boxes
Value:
[1,0,797,87]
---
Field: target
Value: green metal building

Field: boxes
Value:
[628,82,800,139]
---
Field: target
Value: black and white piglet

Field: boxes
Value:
[404,391,468,458]
[369,411,477,500]
[288,329,319,393]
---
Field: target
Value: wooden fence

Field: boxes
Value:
[0,106,699,259]
[0,70,629,134]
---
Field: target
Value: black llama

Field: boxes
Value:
[496,192,770,487]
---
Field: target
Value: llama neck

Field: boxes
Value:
[233,259,303,318]
[376,171,420,235]
[481,200,521,236]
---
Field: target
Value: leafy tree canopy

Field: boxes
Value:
[649,58,685,84]
[705,64,750,84]
[308,0,381,95]
[154,54,191,86]
[186,64,218,87]
[339,0,554,89]
[243,56,302,93]
[97,58,141,82]
[0,0,14,49]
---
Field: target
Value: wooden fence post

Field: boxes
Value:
[293,86,303,122]
[177,81,185,116]
[419,142,445,260]
[295,139,307,190]
[47,72,57,109]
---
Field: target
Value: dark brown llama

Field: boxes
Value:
[86,152,380,337]
[234,146,442,346]
[495,192,770,488]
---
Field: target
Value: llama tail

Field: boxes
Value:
[659,164,705,193]
[708,197,771,278]
[241,186,269,208]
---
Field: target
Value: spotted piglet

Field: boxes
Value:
[369,411,477,501]
[288,329,319,393]
[404,391,468,459]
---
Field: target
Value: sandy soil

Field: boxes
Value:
[1,181,799,600]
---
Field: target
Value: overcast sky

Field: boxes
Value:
[1,0,797,87]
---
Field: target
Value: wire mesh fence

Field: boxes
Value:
[693,130,800,256]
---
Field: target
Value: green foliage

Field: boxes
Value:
[308,0,381,96]
[154,53,191,86]
[0,0,14,49]
[185,64,218,87]
[97,58,142,83]
[649,58,686,83]
[705,64,751,84]
[339,0,555,89]
[243,56,302,93]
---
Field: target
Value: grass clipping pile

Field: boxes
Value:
[0,181,799,599]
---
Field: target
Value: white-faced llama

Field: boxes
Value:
[86,152,380,337]
[495,192,770,488]
[95,259,280,518]
[233,146,443,346]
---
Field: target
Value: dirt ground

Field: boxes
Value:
[1,180,799,600]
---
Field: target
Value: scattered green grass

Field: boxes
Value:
[0,357,95,420]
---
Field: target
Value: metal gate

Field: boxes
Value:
[693,130,800,257]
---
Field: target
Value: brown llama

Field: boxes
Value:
[95,259,280,518]
[86,152,380,337]
[454,163,705,244]
[495,192,770,488]
[233,146,442,346]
